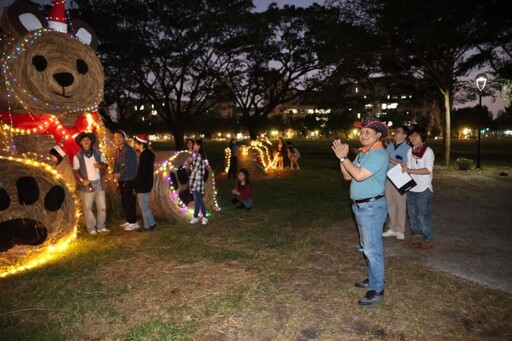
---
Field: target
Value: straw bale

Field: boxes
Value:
[0,30,103,114]
[151,151,218,221]
[0,157,77,273]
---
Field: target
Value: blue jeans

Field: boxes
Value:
[352,197,387,292]
[407,189,433,242]
[192,191,207,218]
[80,189,106,232]
[137,192,155,229]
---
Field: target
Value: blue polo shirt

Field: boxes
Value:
[386,142,411,170]
[350,148,388,200]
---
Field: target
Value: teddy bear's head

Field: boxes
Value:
[0,1,104,115]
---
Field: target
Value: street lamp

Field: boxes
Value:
[475,73,487,169]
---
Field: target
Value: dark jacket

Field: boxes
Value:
[114,143,137,181]
[134,149,155,193]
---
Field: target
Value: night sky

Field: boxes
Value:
[1,0,507,114]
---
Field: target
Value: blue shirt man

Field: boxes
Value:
[332,116,389,307]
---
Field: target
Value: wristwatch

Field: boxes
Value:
[339,156,346,163]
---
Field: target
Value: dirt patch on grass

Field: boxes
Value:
[61,254,257,340]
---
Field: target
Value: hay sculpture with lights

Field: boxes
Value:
[0,1,109,277]
[0,156,78,277]
[224,138,278,176]
[152,151,220,221]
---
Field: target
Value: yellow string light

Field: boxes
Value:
[0,155,80,278]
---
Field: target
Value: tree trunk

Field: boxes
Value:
[172,128,185,150]
[442,90,451,166]
[245,115,259,140]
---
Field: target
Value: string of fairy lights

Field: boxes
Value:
[2,29,103,114]
[0,155,80,278]
[155,151,220,218]
[0,12,105,277]
[224,139,278,173]
[0,111,103,162]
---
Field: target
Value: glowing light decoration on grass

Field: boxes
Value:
[224,139,277,174]
[0,156,79,278]
[151,151,220,221]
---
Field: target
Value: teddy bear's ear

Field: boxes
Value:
[5,1,48,35]
[69,19,99,51]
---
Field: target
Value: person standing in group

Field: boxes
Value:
[275,137,285,169]
[133,134,156,232]
[185,138,195,170]
[113,129,139,231]
[227,138,239,179]
[231,168,253,210]
[402,125,435,250]
[185,138,195,152]
[189,139,209,225]
[49,145,76,191]
[72,132,109,235]
[331,115,389,306]
[287,141,301,170]
[382,126,411,240]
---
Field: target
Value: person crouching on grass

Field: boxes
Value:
[189,139,209,225]
[133,134,156,232]
[331,115,389,306]
[231,168,253,210]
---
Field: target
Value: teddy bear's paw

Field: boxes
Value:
[0,176,66,253]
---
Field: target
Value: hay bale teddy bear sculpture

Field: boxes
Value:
[0,0,111,277]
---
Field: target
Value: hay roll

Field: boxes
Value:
[0,156,78,277]
[151,151,220,221]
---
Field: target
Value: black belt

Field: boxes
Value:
[352,194,384,204]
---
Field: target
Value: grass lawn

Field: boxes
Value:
[1,138,511,340]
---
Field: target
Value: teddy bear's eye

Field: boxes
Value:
[76,59,89,75]
[32,55,48,72]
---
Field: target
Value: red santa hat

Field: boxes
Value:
[47,0,68,33]
[135,134,149,144]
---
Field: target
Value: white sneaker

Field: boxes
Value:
[120,222,130,228]
[382,230,397,237]
[97,227,110,233]
[190,217,200,224]
[89,230,98,235]
[202,218,208,225]
[396,232,405,240]
[124,223,140,231]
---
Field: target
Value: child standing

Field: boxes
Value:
[189,139,209,225]
[231,168,253,210]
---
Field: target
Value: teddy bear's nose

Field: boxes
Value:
[53,72,75,87]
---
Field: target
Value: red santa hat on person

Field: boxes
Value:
[47,0,68,33]
[134,134,149,144]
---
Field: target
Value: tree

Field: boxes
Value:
[329,0,509,165]
[75,0,253,149]
[217,4,342,139]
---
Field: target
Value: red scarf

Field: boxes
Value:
[412,143,429,158]
[1,111,100,161]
